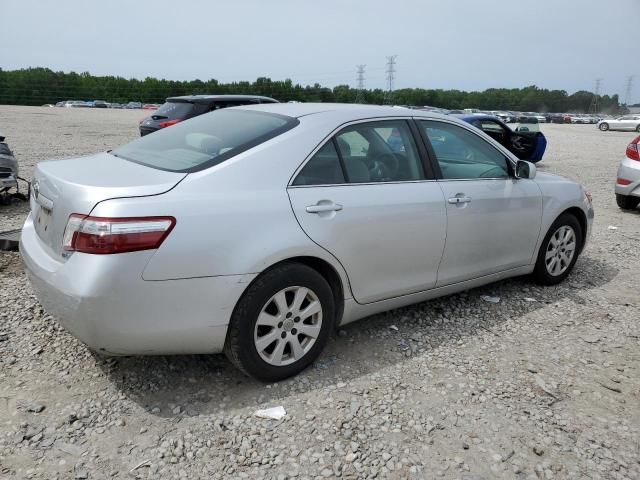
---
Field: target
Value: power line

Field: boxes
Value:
[355,64,366,103]
[384,55,397,105]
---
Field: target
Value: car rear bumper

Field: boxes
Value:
[1,174,17,189]
[615,157,640,197]
[139,126,160,136]
[20,214,256,355]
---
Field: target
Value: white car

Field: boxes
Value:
[598,115,640,132]
[21,104,594,380]
[615,134,640,209]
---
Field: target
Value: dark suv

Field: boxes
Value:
[138,95,278,136]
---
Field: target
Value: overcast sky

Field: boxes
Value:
[1,0,638,102]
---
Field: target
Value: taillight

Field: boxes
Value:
[626,135,640,161]
[158,119,181,128]
[63,215,175,254]
[617,178,632,186]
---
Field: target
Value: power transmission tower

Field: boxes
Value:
[588,78,602,114]
[355,64,366,103]
[623,75,634,106]
[384,55,397,105]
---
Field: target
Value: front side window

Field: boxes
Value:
[335,120,424,183]
[420,121,510,180]
[112,109,298,172]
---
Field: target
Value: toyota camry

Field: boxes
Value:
[21,104,594,381]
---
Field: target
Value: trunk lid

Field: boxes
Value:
[31,152,186,260]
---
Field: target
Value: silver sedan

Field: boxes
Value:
[598,114,640,132]
[21,104,594,381]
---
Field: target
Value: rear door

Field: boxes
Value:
[417,119,542,286]
[287,118,447,304]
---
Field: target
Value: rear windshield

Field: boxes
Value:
[111,109,298,172]
[154,101,199,119]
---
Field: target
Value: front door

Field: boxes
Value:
[418,119,543,286]
[288,119,447,304]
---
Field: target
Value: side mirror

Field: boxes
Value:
[515,160,536,180]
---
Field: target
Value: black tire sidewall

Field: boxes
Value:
[225,263,335,382]
[533,214,583,285]
[616,194,640,210]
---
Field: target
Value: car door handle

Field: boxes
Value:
[447,196,472,204]
[306,202,343,213]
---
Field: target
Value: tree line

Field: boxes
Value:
[0,67,621,113]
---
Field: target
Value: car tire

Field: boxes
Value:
[616,194,640,210]
[532,213,583,286]
[224,263,335,381]
[599,123,609,131]
[636,124,640,133]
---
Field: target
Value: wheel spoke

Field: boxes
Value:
[290,287,309,314]
[256,311,280,328]
[288,336,304,361]
[552,259,562,275]
[272,290,289,316]
[298,300,321,321]
[269,338,287,365]
[545,248,556,261]
[297,323,321,339]
[255,330,279,352]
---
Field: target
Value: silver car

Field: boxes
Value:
[21,104,594,381]
[598,114,640,132]
[615,134,640,210]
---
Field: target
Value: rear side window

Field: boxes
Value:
[293,142,345,186]
[335,120,424,183]
[112,109,298,173]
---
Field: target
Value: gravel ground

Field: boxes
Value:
[1,105,639,480]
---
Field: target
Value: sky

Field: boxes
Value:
[1,0,638,103]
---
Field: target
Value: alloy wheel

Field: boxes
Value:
[545,225,577,276]
[253,286,323,366]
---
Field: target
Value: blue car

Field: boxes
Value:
[455,114,547,163]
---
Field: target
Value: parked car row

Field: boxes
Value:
[405,106,614,124]
[52,100,158,109]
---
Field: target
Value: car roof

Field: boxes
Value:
[234,102,453,120]
[166,94,277,104]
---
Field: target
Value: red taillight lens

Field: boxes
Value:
[626,135,640,161]
[63,215,175,254]
[617,178,632,186]
[158,119,181,128]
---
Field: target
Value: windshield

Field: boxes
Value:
[112,109,298,173]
